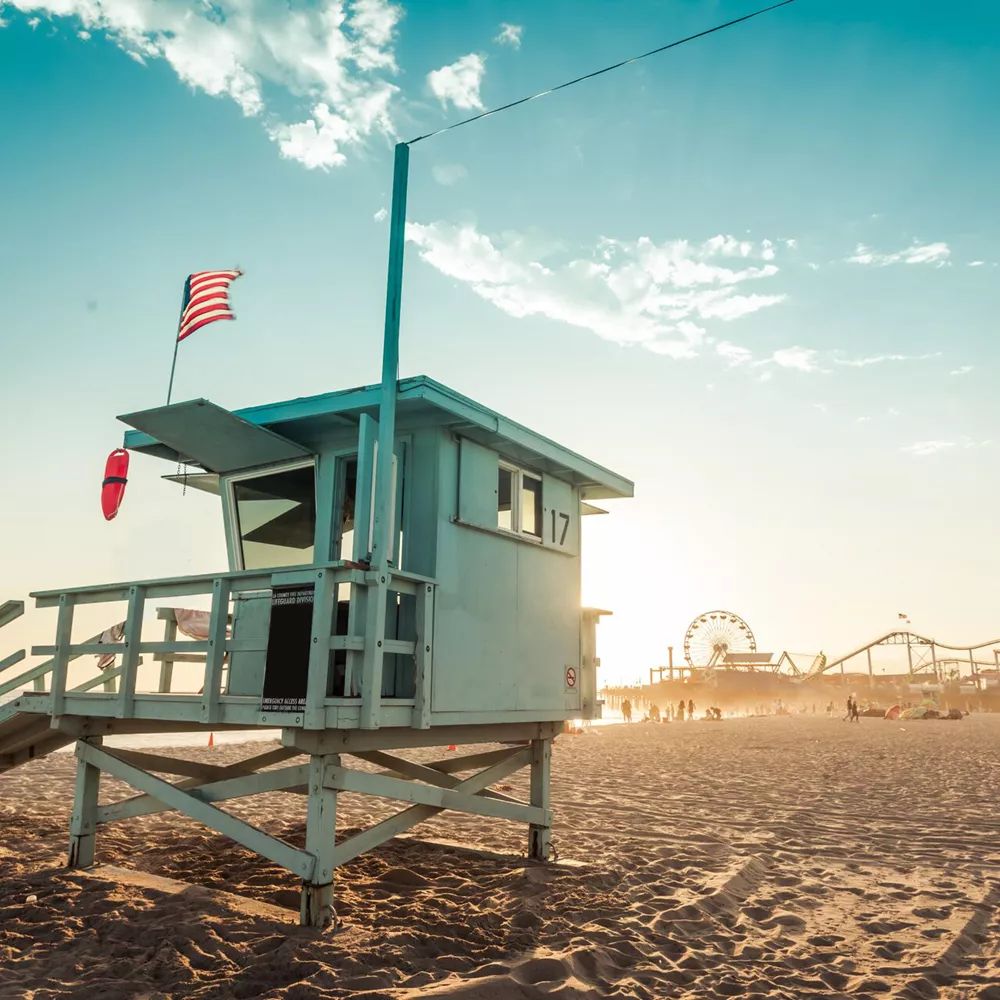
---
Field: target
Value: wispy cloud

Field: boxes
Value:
[494,23,522,48]
[373,206,388,223]
[770,346,822,372]
[4,0,402,170]
[900,440,957,457]
[405,223,788,358]
[969,261,986,267]
[431,162,468,186]
[846,241,951,267]
[833,352,940,368]
[427,53,486,110]
[716,341,753,367]
[950,365,973,375]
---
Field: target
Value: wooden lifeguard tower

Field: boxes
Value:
[0,147,632,925]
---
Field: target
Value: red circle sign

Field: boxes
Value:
[565,667,577,688]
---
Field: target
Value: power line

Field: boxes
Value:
[407,0,798,145]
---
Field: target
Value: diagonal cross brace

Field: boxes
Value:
[97,747,304,822]
[79,742,315,879]
[331,745,534,866]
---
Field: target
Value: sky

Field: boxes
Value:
[1,0,999,685]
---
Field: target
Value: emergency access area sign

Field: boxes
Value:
[565,666,577,689]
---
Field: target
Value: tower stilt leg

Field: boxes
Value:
[528,737,552,861]
[300,753,339,928]
[68,737,103,868]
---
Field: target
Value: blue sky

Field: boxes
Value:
[1,0,999,681]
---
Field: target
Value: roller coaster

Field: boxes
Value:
[805,630,1000,682]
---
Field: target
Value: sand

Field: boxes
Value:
[2,715,1000,999]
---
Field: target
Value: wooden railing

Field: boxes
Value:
[19,563,435,731]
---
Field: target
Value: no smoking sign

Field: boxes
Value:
[565,666,577,689]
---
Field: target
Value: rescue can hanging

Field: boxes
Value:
[101,448,129,521]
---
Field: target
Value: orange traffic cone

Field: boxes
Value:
[207,732,214,748]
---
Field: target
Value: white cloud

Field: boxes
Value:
[432,162,468,186]
[846,241,951,267]
[900,440,957,457]
[969,261,985,267]
[783,238,798,250]
[856,416,871,423]
[495,22,522,48]
[427,53,486,110]
[26,15,39,27]
[950,365,973,376]
[834,352,939,368]
[771,346,821,372]
[716,341,753,367]
[405,223,788,358]
[806,262,820,271]
[813,402,830,415]
[4,0,402,170]
[373,206,388,222]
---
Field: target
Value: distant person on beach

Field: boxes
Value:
[687,699,695,721]
[851,700,861,723]
[622,698,632,723]
[677,700,685,722]
[844,697,853,721]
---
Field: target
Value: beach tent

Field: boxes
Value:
[884,704,901,720]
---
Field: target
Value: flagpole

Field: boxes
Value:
[166,277,189,405]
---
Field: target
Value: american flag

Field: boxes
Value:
[177,270,242,342]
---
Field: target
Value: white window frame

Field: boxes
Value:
[497,460,543,541]
[225,458,318,572]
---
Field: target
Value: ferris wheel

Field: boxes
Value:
[684,610,756,667]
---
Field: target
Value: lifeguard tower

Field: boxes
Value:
[0,376,631,924]
[0,143,632,925]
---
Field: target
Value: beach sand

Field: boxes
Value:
[2,715,1000,998]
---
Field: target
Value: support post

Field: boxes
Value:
[528,738,552,861]
[68,737,103,868]
[301,753,340,929]
[866,646,873,685]
[362,141,410,730]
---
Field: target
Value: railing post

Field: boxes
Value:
[117,586,147,718]
[49,595,76,711]
[304,569,336,730]
[159,614,177,693]
[200,578,230,725]
[359,572,387,730]
[411,583,433,729]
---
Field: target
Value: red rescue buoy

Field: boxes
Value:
[102,448,129,521]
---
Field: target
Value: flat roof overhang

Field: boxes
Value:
[121,375,633,500]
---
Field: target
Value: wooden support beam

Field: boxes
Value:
[325,754,542,825]
[528,738,552,861]
[159,616,178,693]
[301,754,339,929]
[331,746,533,867]
[359,573,387,730]
[68,737,103,868]
[80,743,314,879]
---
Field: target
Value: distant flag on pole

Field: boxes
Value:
[177,269,243,342]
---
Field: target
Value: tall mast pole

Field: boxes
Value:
[371,142,410,569]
